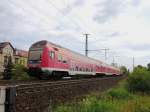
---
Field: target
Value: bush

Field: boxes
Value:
[3,56,14,79]
[54,97,118,112]
[106,87,131,100]
[80,97,117,112]
[53,106,73,112]
[126,67,150,94]
[133,96,150,112]
[11,64,32,80]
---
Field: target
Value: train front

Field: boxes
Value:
[27,41,47,78]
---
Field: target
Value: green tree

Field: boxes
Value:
[3,56,14,79]
[120,66,128,75]
[147,63,150,72]
[126,65,150,93]
[11,64,32,80]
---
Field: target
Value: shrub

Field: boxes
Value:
[106,87,131,100]
[133,96,150,112]
[80,98,117,112]
[54,97,118,112]
[11,64,32,80]
[126,67,150,94]
[3,56,14,79]
[53,106,73,112]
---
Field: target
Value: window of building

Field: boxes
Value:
[4,56,8,66]
[15,58,19,64]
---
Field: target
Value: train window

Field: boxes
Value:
[28,50,42,63]
[50,51,55,59]
[58,53,63,61]
[86,68,88,72]
[79,68,82,71]
[76,66,78,71]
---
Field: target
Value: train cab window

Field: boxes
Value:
[50,51,55,59]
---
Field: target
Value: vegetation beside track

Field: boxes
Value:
[53,65,150,112]
[11,64,36,80]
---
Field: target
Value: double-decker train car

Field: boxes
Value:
[28,40,121,79]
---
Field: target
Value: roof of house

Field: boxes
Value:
[14,49,28,58]
[0,42,14,53]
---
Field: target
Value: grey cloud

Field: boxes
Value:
[0,0,38,34]
[105,32,121,37]
[61,0,85,15]
[124,43,150,51]
[94,0,125,24]
[131,0,141,7]
[73,0,85,6]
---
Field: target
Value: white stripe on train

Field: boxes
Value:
[41,67,119,76]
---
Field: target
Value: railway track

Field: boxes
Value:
[0,75,120,87]
[16,77,115,90]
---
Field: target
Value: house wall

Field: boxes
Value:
[0,45,14,78]
[2,45,14,57]
[14,56,28,67]
[0,54,4,74]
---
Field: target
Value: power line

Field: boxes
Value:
[88,48,109,61]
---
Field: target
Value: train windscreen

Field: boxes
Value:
[28,50,43,63]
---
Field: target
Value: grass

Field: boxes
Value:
[53,93,150,112]
[52,87,150,112]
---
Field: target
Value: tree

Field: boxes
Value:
[134,65,147,72]
[120,66,128,75]
[3,56,14,79]
[126,65,150,93]
[147,63,150,71]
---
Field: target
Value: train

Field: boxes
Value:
[27,40,121,79]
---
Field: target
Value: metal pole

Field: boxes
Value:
[113,56,115,65]
[84,34,90,56]
[105,49,107,60]
[133,57,135,70]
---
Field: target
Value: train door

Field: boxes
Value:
[49,50,55,68]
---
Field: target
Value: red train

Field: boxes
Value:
[28,40,121,79]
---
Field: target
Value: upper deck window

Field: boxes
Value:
[50,51,55,59]
[58,53,63,61]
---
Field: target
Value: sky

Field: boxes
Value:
[0,0,150,70]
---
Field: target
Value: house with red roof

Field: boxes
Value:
[0,42,14,76]
[0,42,28,77]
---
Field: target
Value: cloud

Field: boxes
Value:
[131,0,141,7]
[93,0,126,24]
[123,43,150,51]
[1,0,150,70]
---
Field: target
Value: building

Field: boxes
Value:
[14,49,28,66]
[0,42,14,75]
[0,42,28,77]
